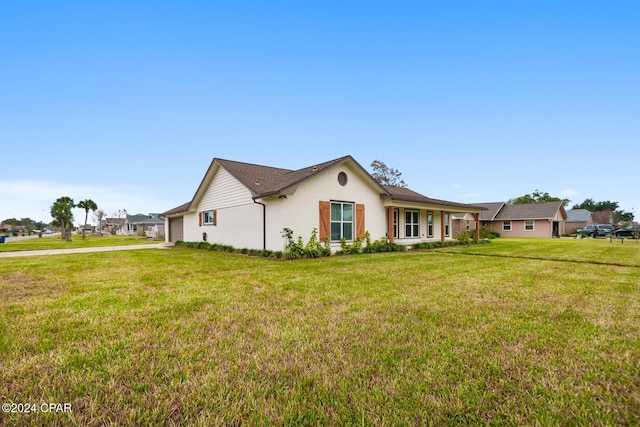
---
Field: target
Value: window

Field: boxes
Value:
[444,213,450,237]
[503,220,511,231]
[405,210,419,238]
[393,208,399,239]
[337,172,348,186]
[331,202,353,241]
[203,210,217,226]
[466,220,470,231]
[427,211,434,237]
[525,220,534,231]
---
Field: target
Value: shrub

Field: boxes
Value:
[282,228,331,259]
[475,226,500,239]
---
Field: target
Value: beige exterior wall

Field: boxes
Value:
[260,162,387,251]
[184,167,265,248]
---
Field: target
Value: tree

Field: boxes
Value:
[93,209,105,236]
[77,199,98,238]
[370,160,407,187]
[508,190,570,207]
[50,196,75,241]
[573,199,634,223]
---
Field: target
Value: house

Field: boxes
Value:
[104,218,126,235]
[591,210,614,225]
[163,155,485,251]
[121,213,165,238]
[564,209,594,234]
[474,201,567,238]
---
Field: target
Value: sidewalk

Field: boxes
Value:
[0,243,171,258]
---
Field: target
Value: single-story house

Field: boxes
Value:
[564,209,594,234]
[121,213,165,238]
[591,210,614,225]
[163,155,485,251]
[474,201,567,238]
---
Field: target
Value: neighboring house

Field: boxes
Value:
[121,213,165,238]
[76,224,95,234]
[591,210,614,225]
[163,155,485,251]
[564,209,594,234]
[452,202,505,238]
[475,201,567,238]
[104,218,126,235]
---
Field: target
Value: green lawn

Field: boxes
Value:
[1,239,639,425]
[0,234,161,252]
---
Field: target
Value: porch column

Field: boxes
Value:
[440,210,445,242]
[474,213,480,240]
[388,206,395,243]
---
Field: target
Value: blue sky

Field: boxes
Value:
[2,1,639,223]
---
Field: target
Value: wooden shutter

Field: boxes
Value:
[199,212,203,226]
[356,204,365,239]
[319,201,330,241]
[213,210,217,226]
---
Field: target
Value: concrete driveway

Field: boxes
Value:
[0,243,170,258]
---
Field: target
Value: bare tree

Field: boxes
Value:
[370,160,407,187]
[93,209,105,236]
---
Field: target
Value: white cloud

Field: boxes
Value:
[558,189,579,200]
[0,180,174,224]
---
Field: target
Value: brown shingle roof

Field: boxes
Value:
[162,202,190,216]
[217,156,358,198]
[474,202,506,221]
[383,186,488,211]
[493,201,566,220]
[165,155,487,214]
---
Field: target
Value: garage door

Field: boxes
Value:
[168,217,184,242]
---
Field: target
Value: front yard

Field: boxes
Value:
[0,239,638,425]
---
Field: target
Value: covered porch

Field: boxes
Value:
[381,186,484,245]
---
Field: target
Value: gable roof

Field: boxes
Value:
[126,213,164,224]
[591,210,614,224]
[566,209,593,223]
[493,201,567,221]
[474,202,506,221]
[216,155,386,198]
[187,155,389,210]
[165,154,487,215]
[383,186,487,211]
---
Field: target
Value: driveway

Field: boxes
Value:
[0,243,170,258]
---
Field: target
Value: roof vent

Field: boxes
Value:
[312,165,318,172]
[255,180,260,186]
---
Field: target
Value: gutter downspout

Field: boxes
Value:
[253,198,266,250]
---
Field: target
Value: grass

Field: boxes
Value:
[0,238,639,425]
[0,234,161,252]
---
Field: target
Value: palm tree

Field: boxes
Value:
[77,199,98,238]
[50,196,75,241]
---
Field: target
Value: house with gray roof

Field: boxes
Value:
[121,213,165,238]
[564,209,594,234]
[163,155,485,250]
[473,201,567,238]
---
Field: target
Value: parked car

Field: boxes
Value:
[576,224,614,238]
[614,225,639,239]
